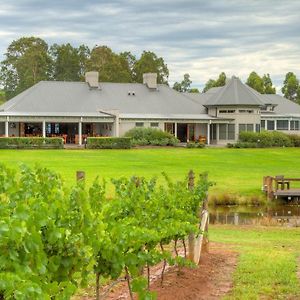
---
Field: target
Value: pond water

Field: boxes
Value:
[209,204,300,227]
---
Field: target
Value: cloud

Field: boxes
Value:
[0,0,300,91]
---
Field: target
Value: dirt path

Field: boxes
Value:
[102,242,238,300]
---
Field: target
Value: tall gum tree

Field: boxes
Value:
[0,37,51,99]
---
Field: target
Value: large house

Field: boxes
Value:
[0,72,300,145]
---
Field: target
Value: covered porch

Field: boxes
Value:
[0,115,116,145]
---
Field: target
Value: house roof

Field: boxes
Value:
[0,81,210,119]
[203,76,265,106]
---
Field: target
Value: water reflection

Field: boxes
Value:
[209,205,300,227]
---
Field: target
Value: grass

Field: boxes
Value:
[1,147,300,197]
[210,225,300,299]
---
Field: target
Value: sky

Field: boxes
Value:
[0,0,300,91]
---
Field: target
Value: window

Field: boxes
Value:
[239,124,246,133]
[219,124,235,140]
[246,124,254,132]
[267,120,275,130]
[261,120,265,129]
[239,109,254,113]
[239,124,254,133]
[290,120,299,130]
[255,124,261,133]
[228,124,235,140]
[135,122,144,127]
[219,109,235,114]
[219,124,227,139]
[164,123,174,134]
[276,120,289,130]
[150,122,159,127]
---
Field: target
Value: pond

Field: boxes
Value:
[209,204,300,227]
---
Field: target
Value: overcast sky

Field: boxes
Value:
[0,0,300,91]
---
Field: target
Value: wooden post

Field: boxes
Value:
[76,171,85,182]
[188,169,195,261]
[265,176,274,200]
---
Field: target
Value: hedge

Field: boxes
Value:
[0,137,64,149]
[228,131,298,148]
[86,137,132,149]
[124,127,179,146]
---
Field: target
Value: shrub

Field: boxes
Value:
[237,131,293,148]
[0,137,63,149]
[187,142,205,148]
[124,127,179,146]
[288,134,300,147]
[86,137,131,149]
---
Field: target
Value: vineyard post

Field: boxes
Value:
[76,170,85,181]
[188,170,195,261]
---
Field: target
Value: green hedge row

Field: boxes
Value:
[0,137,64,149]
[124,127,179,146]
[228,131,300,148]
[86,137,132,149]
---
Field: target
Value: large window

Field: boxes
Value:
[290,120,300,130]
[267,120,275,130]
[261,120,265,129]
[276,120,289,130]
[255,124,261,132]
[219,124,235,140]
[239,124,254,133]
[150,122,159,128]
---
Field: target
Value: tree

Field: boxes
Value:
[86,46,132,83]
[133,51,169,84]
[0,90,5,105]
[246,71,264,93]
[50,43,82,81]
[173,73,199,93]
[0,37,52,99]
[203,72,227,93]
[262,74,276,94]
[281,72,300,103]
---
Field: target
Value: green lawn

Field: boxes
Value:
[1,147,300,196]
[210,225,300,300]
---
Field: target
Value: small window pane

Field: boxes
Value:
[267,120,274,130]
[256,124,260,133]
[150,122,159,127]
[135,122,144,127]
[261,120,265,129]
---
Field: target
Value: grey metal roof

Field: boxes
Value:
[0,81,209,118]
[260,94,300,116]
[204,76,265,106]
[120,113,224,120]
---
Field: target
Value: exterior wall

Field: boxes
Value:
[119,121,164,136]
[215,106,260,141]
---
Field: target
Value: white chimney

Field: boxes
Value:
[143,73,157,89]
[85,71,99,88]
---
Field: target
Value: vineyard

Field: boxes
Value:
[0,165,210,300]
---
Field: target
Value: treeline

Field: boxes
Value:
[174,71,300,104]
[1,36,300,104]
[0,37,169,100]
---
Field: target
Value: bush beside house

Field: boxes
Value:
[124,127,179,146]
[86,137,132,149]
[0,137,63,149]
[228,131,297,148]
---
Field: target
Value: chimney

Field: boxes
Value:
[85,71,99,88]
[143,73,157,89]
